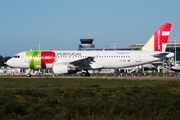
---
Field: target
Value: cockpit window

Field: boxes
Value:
[13,55,20,58]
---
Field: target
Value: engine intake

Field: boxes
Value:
[52,64,78,74]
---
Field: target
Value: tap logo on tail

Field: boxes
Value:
[138,23,172,52]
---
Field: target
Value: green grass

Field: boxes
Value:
[0,78,180,119]
[0,78,170,89]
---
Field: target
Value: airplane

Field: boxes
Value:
[166,58,180,72]
[7,23,174,77]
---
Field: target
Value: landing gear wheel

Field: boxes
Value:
[81,72,90,77]
[27,73,31,77]
[81,72,86,77]
[85,72,90,77]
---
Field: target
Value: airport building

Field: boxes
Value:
[78,38,95,49]
[78,38,180,73]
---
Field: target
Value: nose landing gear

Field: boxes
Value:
[27,69,32,77]
[27,73,31,77]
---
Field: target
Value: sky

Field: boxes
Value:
[0,0,180,57]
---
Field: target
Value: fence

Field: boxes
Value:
[0,72,180,78]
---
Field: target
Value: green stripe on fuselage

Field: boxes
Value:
[26,51,42,68]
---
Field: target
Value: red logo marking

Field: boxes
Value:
[41,51,55,68]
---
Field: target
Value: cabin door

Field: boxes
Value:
[136,53,141,62]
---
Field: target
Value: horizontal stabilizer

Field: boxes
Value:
[152,53,169,57]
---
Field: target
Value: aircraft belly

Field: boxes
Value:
[46,64,52,68]
[34,65,41,68]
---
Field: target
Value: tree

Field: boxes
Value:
[0,56,12,67]
[3,56,12,67]
[0,55,3,67]
[4,56,12,62]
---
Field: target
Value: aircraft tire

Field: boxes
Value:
[27,73,31,77]
[81,72,86,77]
[85,72,90,77]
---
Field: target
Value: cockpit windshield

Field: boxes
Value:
[13,55,20,58]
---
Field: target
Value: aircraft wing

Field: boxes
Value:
[69,56,95,68]
[68,56,103,70]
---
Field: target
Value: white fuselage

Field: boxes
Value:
[7,50,170,70]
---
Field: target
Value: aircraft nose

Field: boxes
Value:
[7,59,13,67]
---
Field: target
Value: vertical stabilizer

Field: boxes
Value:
[138,23,172,52]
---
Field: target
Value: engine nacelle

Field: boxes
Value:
[52,64,78,74]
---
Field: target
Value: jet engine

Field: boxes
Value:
[52,64,78,74]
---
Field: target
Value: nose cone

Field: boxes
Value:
[7,59,14,67]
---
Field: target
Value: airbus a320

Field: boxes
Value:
[7,23,174,77]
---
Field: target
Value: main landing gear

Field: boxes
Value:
[81,70,90,77]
